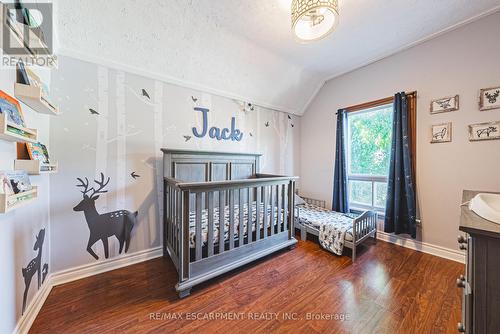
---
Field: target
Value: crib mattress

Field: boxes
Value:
[296,204,356,242]
[188,201,282,248]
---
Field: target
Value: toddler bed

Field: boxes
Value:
[295,196,377,262]
[163,149,297,298]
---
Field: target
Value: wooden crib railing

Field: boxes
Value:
[164,175,298,297]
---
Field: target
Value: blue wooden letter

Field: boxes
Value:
[192,107,209,138]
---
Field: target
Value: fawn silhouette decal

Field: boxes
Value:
[42,263,49,284]
[74,173,137,260]
[22,229,45,315]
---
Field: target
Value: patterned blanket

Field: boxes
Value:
[188,202,281,248]
[296,204,355,255]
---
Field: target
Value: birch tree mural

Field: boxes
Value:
[115,72,127,250]
[153,81,164,242]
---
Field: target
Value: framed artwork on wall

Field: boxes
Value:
[430,95,459,114]
[479,86,500,111]
[431,122,452,143]
[468,121,500,141]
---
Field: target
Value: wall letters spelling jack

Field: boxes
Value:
[192,107,243,141]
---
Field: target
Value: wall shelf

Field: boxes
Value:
[14,83,59,115]
[0,186,38,214]
[14,159,58,175]
[0,113,38,143]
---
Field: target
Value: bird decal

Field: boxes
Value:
[265,121,269,127]
[130,172,140,179]
[291,124,295,128]
[89,108,99,115]
[288,115,292,120]
[183,135,192,142]
[141,89,150,99]
[191,96,198,103]
[249,132,253,137]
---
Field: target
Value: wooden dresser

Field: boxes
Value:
[458,190,500,333]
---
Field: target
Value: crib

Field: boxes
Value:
[162,149,298,298]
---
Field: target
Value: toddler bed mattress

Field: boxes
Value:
[188,201,282,248]
[296,203,356,241]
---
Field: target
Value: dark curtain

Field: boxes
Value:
[332,109,348,213]
[384,93,417,238]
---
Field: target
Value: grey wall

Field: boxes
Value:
[300,12,500,251]
[0,67,51,332]
[49,55,301,272]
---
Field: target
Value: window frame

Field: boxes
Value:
[346,103,393,215]
[342,92,417,216]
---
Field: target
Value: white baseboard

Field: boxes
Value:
[377,231,465,263]
[51,246,163,286]
[14,277,53,334]
[13,246,163,334]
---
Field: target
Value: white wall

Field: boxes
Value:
[49,55,301,273]
[0,67,51,333]
[300,12,500,251]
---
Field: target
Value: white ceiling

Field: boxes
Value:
[54,0,500,115]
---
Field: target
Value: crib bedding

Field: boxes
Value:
[189,201,282,248]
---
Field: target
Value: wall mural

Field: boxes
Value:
[48,57,300,283]
[192,107,244,141]
[22,229,47,315]
[74,173,137,260]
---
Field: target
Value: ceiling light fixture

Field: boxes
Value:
[291,0,339,42]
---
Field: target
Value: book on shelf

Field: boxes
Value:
[0,90,26,127]
[26,142,50,164]
[5,170,32,194]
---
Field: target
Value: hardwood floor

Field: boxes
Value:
[31,238,464,334]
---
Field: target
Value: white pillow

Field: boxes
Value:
[295,194,306,206]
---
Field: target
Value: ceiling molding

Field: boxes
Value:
[322,4,500,83]
[57,47,302,116]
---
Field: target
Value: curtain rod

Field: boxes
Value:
[335,91,417,115]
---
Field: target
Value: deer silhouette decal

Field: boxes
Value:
[22,229,45,315]
[74,173,137,260]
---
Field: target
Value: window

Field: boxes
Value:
[347,103,393,214]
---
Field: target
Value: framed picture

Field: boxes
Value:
[431,123,452,143]
[479,86,500,111]
[468,121,500,141]
[0,90,25,127]
[430,95,459,114]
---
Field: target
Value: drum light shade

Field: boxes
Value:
[291,0,339,42]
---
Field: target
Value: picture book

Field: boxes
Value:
[0,172,14,195]
[6,171,32,194]
[17,61,30,85]
[26,142,50,164]
[25,68,51,100]
[0,90,25,127]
